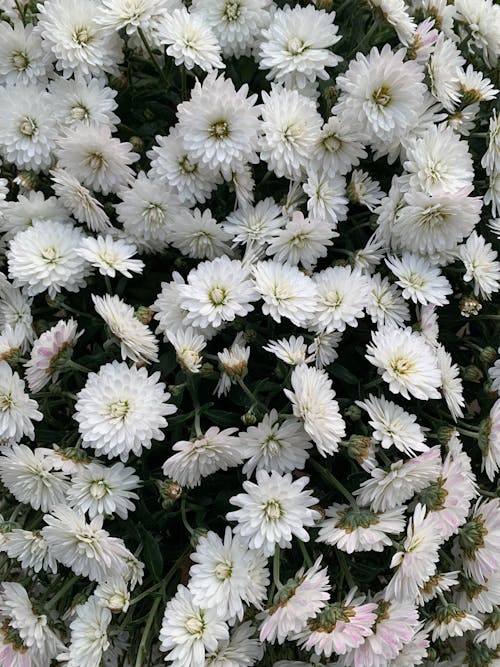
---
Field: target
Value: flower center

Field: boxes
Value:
[0,392,14,412]
[214,560,233,581]
[263,434,282,456]
[323,133,342,153]
[86,152,106,171]
[223,0,241,21]
[40,246,60,265]
[71,104,90,122]
[185,614,205,636]
[179,155,197,174]
[89,479,110,500]
[73,26,92,46]
[19,116,37,137]
[143,203,165,226]
[264,499,283,521]
[208,286,227,306]
[11,50,30,72]
[391,356,414,376]
[288,37,306,55]
[372,85,391,107]
[108,399,130,420]
[210,120,230,139]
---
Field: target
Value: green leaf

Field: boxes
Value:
[138,525,164,581]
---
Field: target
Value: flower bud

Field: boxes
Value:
[344,404,362,421]
[462,365,483,383]
[135,306,153,324]
[480,346,497,365]
[459,295,482,317]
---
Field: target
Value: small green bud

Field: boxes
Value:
[344,404,362,421]
[462,365,483,383]
[480,346,498,365]
[190,527,208,549]
[135,306,153,324]
[241,410,257,426]
[129,136,144,152]
[437,426,457,446]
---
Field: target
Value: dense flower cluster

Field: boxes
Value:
[0,0,498,666]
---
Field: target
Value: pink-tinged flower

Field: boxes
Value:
[25,319,82,393]
[295,589,377,657]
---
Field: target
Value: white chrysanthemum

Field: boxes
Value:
[427,34,464,111]
[67,461,139,520]
[167,328,206,374]
[404,124,474,195]
[485,171,500,217]
[176,73,260,180]
[77,235,144,278]
[222,198,285,248]
[37,0,124,79]
[239,409,312,477]
[1,529,58,574]
[169,209,232,260]
[392,187,482,255]
[266,211,334,271]
[162,427,242,488]
[428,602,482,641]
[352,236,386,275]
[205,622,263,667]
[0,362,42,444]
[62,596,112,667]
[308,332,341,370]
[355,447,442,513]
[409,17,438,64]
[49,75,119,130]
[25,319,82,393]
[366,273,409,328]
[116,172,193,252]
[334,45,426,147]
[8,220,88,298]
[482,110,500,176]
[295,590,377,658]
[74,361,176,461]
[157,8,224,71]
[252,260,318,328]
[370,0,416,43]
[215,333,250,397]
[458,231,500,299]
[160,585,229,667]
[191,0,272,58]
[147,129,220,206]
[97,0,168,34]
[178,256,257,330]
[356,394,428,456]
[385,504,442,602]
[94,577,130,613]
[312,115,368,176]
[93,294,158,364]
[460,498,500,584]
[42,506,131,582]
[435,344,465,420]
[312,266,371,333]
[459,65,499,103]
[0,582,64,660]
[56,125,139,196]
[417,571,460,606]
[189,527,269,623]
[489,354,500,393]
[259,558,330,644]
[0,21,49,85]
[0,324,27,362]
[0,444,68,512]
[227,470,320,557]
[51,169,111,233]
[258,5,341,90]
[263,336,313,367]
[454,0,500,67]
[317,504,406,553]
[259,86,323,180]
[0,83,57,171]
[0,282,33,346]
[348,169,385,211]
[303,172,348,227]
[284,365,346,457]
[385,253,452,306]
[366,326,442,400]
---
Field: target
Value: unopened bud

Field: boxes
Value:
[158,480,183,507]
[316,0,333,9]
[129,136,144,153]
[344,404,362,421]
[110,73,128,90]
[190,526,208,549]
[167,383,185,397]
[347,435,373,466]
[322,85,338,108]
[199,362,215,377]
[437,426,457,446]
[241,410,257,426]
[135,306,153,324]
[459,295,482,317]
[462,365,483,383]
[13,171,38,191]
[480,346,497,365]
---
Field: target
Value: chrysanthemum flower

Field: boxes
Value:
[385,253,452,306]
[258,5,342,90]
[97,0,169,35]
[49,75,119,130]
[0,362,42,443]
[8,220,88,298]
[74,361,176,461]
[93,294,159,364]
[25,319,83,393]
[284,365,345,457]
[50,168,111,233]
[227,470,320,557]
[366,326,442,401]
[458,231,500,299]
[61,596,112,667]
[0,529,58,575]
[0,21,49,85]
[312,265,371,333]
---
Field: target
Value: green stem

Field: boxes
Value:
[186,375,203,437]
[298,540,313,568]
[309,458,357,507]
[236,377,268,413]
[180,497,194,535]
[455,427,479,439]
[137,28,170,89]
[129,582,163,607]
[134,593,162,667]
[66,359,92,374]
[336,550,356,589]
[273,546,282,589]
[45,575,79,610]
[377,449,392,467]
